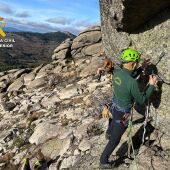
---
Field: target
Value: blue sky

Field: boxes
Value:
[0,0,100,34]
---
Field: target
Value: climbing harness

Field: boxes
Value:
[120,112,131,126]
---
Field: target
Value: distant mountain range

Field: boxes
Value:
[4,27,23,32]
[0,31,76,71]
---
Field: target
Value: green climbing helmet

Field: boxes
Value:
[121,48,141,63]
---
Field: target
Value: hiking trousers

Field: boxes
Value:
[100,103,130,164]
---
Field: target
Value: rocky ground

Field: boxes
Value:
[0,26,170,170]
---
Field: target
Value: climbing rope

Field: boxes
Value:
[127,120,139,170]
[142,100,150,144]
[127,99,152,170]
[127,107,139,170]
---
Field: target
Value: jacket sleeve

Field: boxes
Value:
[130,80,155,105]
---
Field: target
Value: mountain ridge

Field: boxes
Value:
[0,31,76,71]
[4,27,23,33]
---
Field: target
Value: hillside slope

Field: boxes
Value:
[0,31,75,71]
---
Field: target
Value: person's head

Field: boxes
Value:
[120,48,141,70]
[103,59,113,69]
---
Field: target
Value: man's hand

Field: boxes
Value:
[97,67,104,75]
[149,75,157,86]
[96,68,104,81]
[141,58,151,69]
[102,106,110,119]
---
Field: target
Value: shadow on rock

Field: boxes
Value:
[131,7,170,34]
[116,122,155,159]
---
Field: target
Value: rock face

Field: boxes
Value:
[100,1,170,130]
[100,0,170,61]
[100,0,170,32]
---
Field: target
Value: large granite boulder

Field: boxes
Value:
[41,137,71,159]
[7,78,24,92]
[54,38,72,53]
[81,43,104,57]
[52,38,72,61]
[24,73,36,85]
[58,85,80,100]
[26,77,46,89]
[80,25,101,34]
[72,26,102,50]
[13,69,31,79]
[79,56,104,77]
[29,122,60,145]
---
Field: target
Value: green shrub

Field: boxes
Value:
[13,136,25,148]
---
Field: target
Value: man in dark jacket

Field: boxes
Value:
[100,48,157,169]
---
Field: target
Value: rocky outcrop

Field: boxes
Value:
[71,27,101,50]
[52,26,104,73]
[71,26,103,58]
[52,38,73,61]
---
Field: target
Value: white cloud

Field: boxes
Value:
[16,11,30,18]
[0,3,13,14]
[8,18,54,31]
[6,16,100,35]
[7,17,80,34]
[46,16,74,25]
[74,19,96,27]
